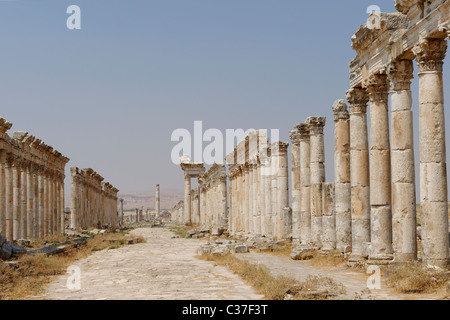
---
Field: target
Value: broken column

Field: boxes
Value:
[322,182,336,251]
[156,184,160,219]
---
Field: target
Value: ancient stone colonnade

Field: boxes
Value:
[174,1,449,269]
[226,131,290,240]
[199,164,227,228]
[342,0,450,268]
[0,117,69,241]
[171,200,184,224]
[70,167,119,229]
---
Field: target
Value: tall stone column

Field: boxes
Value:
[220,176,227,227]
[0,150,6,236]
[306,117,326,249]
[388,59,417,262]
[4,156,13,241]
[297,123,311,246]
[248,164,254,233]
[270,155,278,236]
[38,172,45,238]
[275,142,289,239]
[59,178,65,234]
[290,130,302,243]
[33,168,39,239]
[243,164,249,233]
[413,38,449,268]
[12,162,22,241]
[322,182,336,251]
[332,100,351,253]
[252,163,259,233]
[20,165,27,239]
[346,87,370,262]
[184,174,192,226]
[364,72,394,264]
[44,173,50,237]
[263,155,272,236]
[156,184,160,219]
[71,170,78,229]
[26,165,34,239]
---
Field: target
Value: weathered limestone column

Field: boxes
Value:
[248,163,254,233]
[270,154,278,236]
[322,182,336,251]
[243,164,249,233]
[275,142,290,239]
[346,87,370,262]
[184,174,192,226]
[12,161,22,241]
[44,173,50,237]
[262,153,272,236]
[20,165,27,239]
[38,172,45,238]
[33,168,39,239]
[306,117,326,249]
[26,165,34,239]
[71,169,78,229]
[364,72,394,264]
[290,130,302,243]
[156,184,160,219]
[5,156,13,241]
[388,59,417,262]
[297,123,311,246]
[59,177,65,234]
[0,150,6,236]
[252,163,258,233]
[413,38,449,268]
[220,176,227,227]
[332,100,352,253]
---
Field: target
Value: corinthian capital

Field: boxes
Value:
[388,60,414,91]
[363,72,389,103]
[413,38,447,73]
[306,117,326,135]
[332,99,349,121]
[346,87,368,114]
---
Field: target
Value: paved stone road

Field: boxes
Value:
[36,228,263,300]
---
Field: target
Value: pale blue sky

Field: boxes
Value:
[0,1,448,198]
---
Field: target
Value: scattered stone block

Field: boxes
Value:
[212,245,229,256]
[234,245,249,253]
[290,246,315,260]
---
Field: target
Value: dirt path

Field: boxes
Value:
[34,228,263,300]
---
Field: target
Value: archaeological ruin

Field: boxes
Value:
[172,1,450,269]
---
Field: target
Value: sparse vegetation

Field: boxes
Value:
[198,253,346,300]
[0,230,146,300]
[385,261,449,294]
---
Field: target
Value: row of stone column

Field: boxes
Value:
[290,117,330,249]
[0,119,69,241]
[199,164,227,228]
[70,167,119,230]
[227,131,290,240]
[335,37,449,268]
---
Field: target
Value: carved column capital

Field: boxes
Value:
[388,59,414,91]
[363,72,390,103]
[346,87,368,114]
[306,117,326,135]
[413,38,447,74]
[332,99,349,121]
[289,130,301,145]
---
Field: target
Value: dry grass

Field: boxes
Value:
[198,253,345,300]
[0,230,145,300]
[308,250,348,268]
[167,225,197,238]
[264,241,295,257]
[385,261,449,294]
